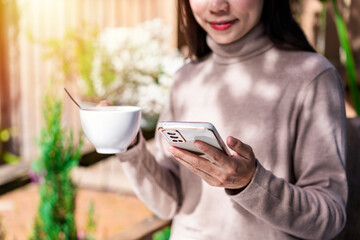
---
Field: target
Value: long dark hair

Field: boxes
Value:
[178,0,316,59]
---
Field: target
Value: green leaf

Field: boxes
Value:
[330,0,360,115]
[152,226,171,240]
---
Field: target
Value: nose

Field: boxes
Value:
[208,0,229,14]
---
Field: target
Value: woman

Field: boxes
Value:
[116,0,347,239]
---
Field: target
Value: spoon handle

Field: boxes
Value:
[64,88,82,110]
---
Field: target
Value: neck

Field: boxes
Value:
[206,23,273,64]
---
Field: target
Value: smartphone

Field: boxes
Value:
[158,121,230,156]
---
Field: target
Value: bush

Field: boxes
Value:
[31,93,82,240]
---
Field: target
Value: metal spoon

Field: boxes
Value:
[64,88,85,110]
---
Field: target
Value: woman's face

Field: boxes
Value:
[189,0,264,44]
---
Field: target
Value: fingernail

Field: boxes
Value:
[167,146,175,154]
[228,137,236,147]
[194,141,202,149]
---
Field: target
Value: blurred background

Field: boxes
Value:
[0,0,359,239]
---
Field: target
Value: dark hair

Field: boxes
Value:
[178,0,316,59]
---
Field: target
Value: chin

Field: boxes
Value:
[211,36,241,45]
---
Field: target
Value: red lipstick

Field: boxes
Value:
[209,20,237,31]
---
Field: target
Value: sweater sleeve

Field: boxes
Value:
[116,94,183,220]
[228,68,348,240]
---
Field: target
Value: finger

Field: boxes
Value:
[193,140,226,165]
[97,100,111,107]
[168,146,217,178]
[174,155,222,187]
[226,136,255,160]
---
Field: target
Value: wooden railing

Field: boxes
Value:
[0,139,172,239]
[107,215,171,240]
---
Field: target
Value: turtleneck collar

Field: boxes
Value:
[206,23,273,64]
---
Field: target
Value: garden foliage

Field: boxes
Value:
[152,226,171,240]
[31,94,82,240]
[41,19,184,120]
[0,127,20,164]
[321,0,360,115]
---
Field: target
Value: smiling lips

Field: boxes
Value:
[209,20,238,31]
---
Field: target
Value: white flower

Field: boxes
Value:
[89,18,184,118]
[137,84,168,116]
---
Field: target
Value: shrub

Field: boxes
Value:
[31,93,82,240]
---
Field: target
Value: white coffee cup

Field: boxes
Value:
[79,106,141,154]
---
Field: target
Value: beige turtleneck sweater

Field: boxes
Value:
[117,25,347,240]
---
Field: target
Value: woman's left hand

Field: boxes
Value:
[167,136,257,189]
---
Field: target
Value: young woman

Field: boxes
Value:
[116,0,347,239]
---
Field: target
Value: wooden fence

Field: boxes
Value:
[3,0,178,163]
[1,0,360,165]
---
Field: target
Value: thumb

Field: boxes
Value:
[97,100,111,107]
[226,136,255,161]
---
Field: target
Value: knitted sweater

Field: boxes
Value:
[117,24,347,240]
